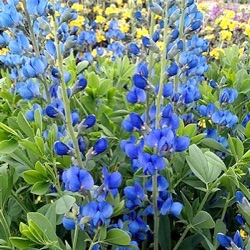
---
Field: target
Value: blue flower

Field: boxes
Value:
[27,0,48,16]
[219,88,238,105]
[124,180,145,209]
[62,166,94,192]
[122,113,145,132]
[126,87,146,104]
[217,231,245,250]
[139,153,166,174]
[82,201,113,227]
[160,195,183,216]
[15,80,40,100]
[22,57,46,78]
[145,175,169,191]
[25,104,43,121]
[211,110,238,128]
[8,32,29,54]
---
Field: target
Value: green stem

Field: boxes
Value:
[173,225,191,250]
[0,209,11,246]
[153,2,169,250]
[88,230,99,250]
[152,173,159,250]
[221,193,231,221]
[52,10,84,169]
[11,191,29,214]
[72,225,79,250]
[22,0,51,103]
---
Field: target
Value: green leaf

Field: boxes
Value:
[17,112,34,139]
[20,139,43,157]
[27,212,58,242]
[159,215,171,250]
[200,138,230,154]
[88,72,100,89]
[186,145,225,184]
[0,122,21,139]
[186,145,208,183]
[213,219,226,247]
[55,195,76,214]
[192,211,215,229]
[10,237,35,249]
[76,61,89,74]
[181,191,193,222]
[31,182,50,195]
[183,124,197,137]
[228,135,244,161]
[0,139,18,154]
[23,170,47,184]
[246,121,250,138]
[104,229,130,246]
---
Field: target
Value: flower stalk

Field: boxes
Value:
[52,8,84,169]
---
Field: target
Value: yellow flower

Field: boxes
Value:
[244,25,250,36]
[220,18,230,30]
[210,48,225,60]
[204,34,215,40]
[156,41,164,51]
[96,30,106,43]
[93,6,103,15]
[220,30,232,41]
[215,18,221,25]
[92,49,97,57]
[228,21,238,31]
[136,27,149,39]
[239,48,244,55]
[71,3,84,12]
[69,16,85,29]
[240,229,248,240]
[197,3,210,12]
[116,0,123,6]
[105,5,120,15]
[0,48,9,55]
[95,15,106,24]
[223,9,235,19]
[204,26,214,32]
[122,10,131,19]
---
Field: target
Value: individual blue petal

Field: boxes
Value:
[236,191,244,204]
[62,217,75,230]
[108,172,122,189]
[130,113,144,130]
[129,221,140,234]
[233,231,243,248]
[122,120,134,132]
[217,233,231,248]
[82,202,98,217]
[157,175,169,191]
[170,202,183,216]
[175,136,190,152]
[125,144,139,159]
[79,170,94,190]
[132,74,148,90]
[99,201,113,218]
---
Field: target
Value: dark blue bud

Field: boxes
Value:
[175,136,190,152]
[71,110,79,126]
[142,36,159,52]
[130,113,144,130]
[54,141,73,156]
[152,30,160,42]
[167,63,178,77]
[129,43,140,55]
[78,137,86,152]
[70,74,87,97]
[93,138,108,155]
[78,114,96,132]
